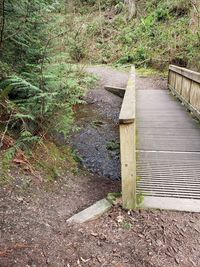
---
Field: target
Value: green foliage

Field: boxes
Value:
[71,148,83,164]
[106,140,120,151]
[62,0,199,71]
[0,62,13,80]
[0,76,41,100]
[0,0,51,71]
[69,42,86,62]
[0,62,95,148]
[0,1,97,166]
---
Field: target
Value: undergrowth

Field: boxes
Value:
[61,0,200,71]
[0,6,97,184]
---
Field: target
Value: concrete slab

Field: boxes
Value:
[141,196,200,213]
[67,199,112,224]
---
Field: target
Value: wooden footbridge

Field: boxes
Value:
[118,65,200,212]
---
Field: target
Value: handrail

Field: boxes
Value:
[169,65,200,84]
[119,66,136,209]
[119,66,136,124]
[168,65,200,120]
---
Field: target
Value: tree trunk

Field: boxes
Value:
[124,0,137,20]
[0,0,5,48]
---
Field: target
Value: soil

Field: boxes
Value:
[1,66,200,267]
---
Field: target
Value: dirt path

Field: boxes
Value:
[1,65,200,267]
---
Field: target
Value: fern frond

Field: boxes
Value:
[0,76,41,100]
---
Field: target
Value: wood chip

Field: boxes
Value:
[96,255,102,263]
[175,257,180,264]
[91,232,98,237]
[81,257,90,263]
[194,227,200,233]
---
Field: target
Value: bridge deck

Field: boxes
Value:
[136,89,200,211]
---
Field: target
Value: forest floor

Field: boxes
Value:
[0,66,200,267]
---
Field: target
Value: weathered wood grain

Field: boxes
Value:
[190,81,200,111]
[120,123,136,209]
[181,77,192,103]
[174,73,183,94]
[170,65,200,84]
[104,85,126,98]
[119,66,136,209]
[168,70,176,88]
[168,65,200,121]
[119,66,135,124]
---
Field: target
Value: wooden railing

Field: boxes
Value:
[119,66,136,209]
[168,65,200,120]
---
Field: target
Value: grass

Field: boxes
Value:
[137,67,168,78]
[61,1,200,71]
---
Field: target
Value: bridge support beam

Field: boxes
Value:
[104,85,126,98]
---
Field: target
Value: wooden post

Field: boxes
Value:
[120,122,136,209]
[119,66,136,209]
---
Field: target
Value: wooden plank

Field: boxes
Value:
[168,65,200,121]
[168,70,176,88]
[181,77,192,103]
[120,122,136,209]
[169,65,200,84]
[174,73,183,93]
[119,65,136,209]
[169,85,200,120]
[190,81,200,112]
[104,85,126,98]
[119,66,135,124]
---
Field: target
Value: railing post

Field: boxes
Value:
[119,66,136,209]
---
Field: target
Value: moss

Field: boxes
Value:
[136,192,145,206]
[107,192,122,204]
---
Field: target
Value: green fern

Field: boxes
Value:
[0,76,41,101]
